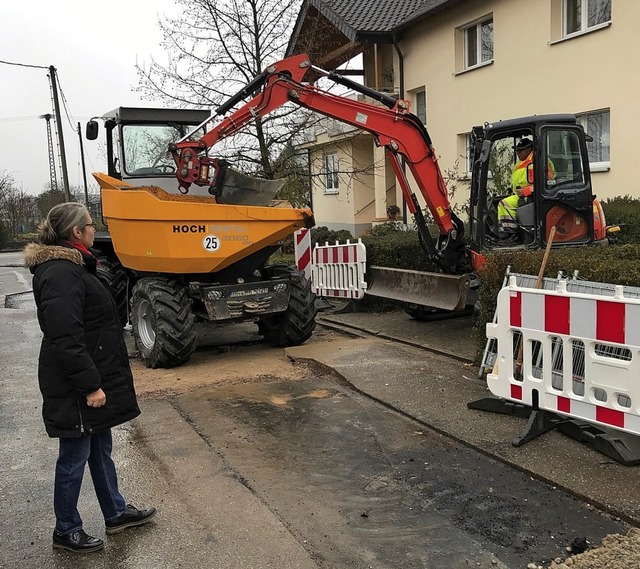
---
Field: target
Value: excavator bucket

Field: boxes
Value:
[366,266,470,311]
[216,168,286,206]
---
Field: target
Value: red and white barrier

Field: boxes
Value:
[311,239,367,299]
[487,277,640,436]
[294,228,312,281]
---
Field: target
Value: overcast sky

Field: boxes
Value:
[0,0,181,195]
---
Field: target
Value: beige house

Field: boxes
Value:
[288,0,624,235]
[297,109,398,236]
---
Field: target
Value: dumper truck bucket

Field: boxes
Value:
[215,167,285,206]
[366,266,470,311]
[92,173,314,274]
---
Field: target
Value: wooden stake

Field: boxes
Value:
[514,225,557,376]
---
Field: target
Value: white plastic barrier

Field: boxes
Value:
[294,229,368,299]
[486,276,640,436]
[311,239,367,299]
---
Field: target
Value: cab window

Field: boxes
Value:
[544,130,585,191]
[121,124,205,176]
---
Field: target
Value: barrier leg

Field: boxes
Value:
[468,397,640,465]
[512,409,564,447]
[555,422,640,467]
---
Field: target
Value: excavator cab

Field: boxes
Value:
[468,115,606,255]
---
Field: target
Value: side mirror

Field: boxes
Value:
[86,120,99,140]
[479,139,492,162]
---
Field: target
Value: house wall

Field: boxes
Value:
[308,137,359,236]
[351,137,376,236]
[398,0,634,203]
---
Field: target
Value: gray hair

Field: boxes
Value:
[37,202,89,245]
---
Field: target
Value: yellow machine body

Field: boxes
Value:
[94,173,314,274]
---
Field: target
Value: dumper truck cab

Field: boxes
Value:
[87,107,212,196]
[86,107,317,369]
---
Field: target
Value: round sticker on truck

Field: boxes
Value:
[203,235,220,252]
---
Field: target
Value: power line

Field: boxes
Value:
[58,83,77,129]
[0,115,43,122]
[0,59,48,70]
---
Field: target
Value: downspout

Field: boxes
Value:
[393,38,408,225]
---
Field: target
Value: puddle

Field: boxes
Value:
[270,389,333,406]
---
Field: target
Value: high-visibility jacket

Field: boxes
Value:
[511,151,556,196]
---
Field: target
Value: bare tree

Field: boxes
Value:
[35,188,66,218]
[0,172,37,238]
[136,0,308,181]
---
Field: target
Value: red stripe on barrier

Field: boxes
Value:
[557,396,571,414]
[297,249,310,271]
[545,295,570,334]
[342,246,349,263]
[596,406,625,428]
[596,300,625,344]
[510,292,522,327]
[511,384,522,400]
[331,247,338,263]
[323,249,329,264]
[296,229,308,245]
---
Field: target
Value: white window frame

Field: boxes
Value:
[414,89,426,125]
[323,153,339,194]
[576,108,610,171]
[463,16,494,71]
[563,0,611,39]
[462,134,473,178]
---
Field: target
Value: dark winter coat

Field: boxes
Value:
[24,242,140,438]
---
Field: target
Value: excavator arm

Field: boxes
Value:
[170,53,467,275]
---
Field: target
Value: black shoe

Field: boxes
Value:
[52,529,104,553]
[497,232,520,245]
[105,504,157,535]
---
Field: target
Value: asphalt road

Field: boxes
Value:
[0,251,631,568]
[171,374,625,568]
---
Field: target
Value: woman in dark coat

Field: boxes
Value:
[25,202,156,553]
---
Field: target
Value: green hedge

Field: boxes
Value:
[602,196,640,244]
[474,244,640,350]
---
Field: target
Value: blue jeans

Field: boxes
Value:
[54,429,126,534]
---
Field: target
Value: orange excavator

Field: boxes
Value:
[87,53,610,367]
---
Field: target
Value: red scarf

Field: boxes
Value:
[66,241,94,258]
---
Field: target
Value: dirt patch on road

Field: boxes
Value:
[131,344,302,396]
[130,326,341,397]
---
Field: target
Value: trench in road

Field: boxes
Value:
[166,366,626,569]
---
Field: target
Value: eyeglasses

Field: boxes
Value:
[82,222,97,230]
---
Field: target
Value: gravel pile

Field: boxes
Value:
[528,528,640,569]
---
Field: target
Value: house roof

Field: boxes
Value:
[287,0,461,61]
[321,0,457,39]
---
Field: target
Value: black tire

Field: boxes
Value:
[96,256,128,327]
[130,277,196,369]
[404,303,445,321]
[258,268,317,347]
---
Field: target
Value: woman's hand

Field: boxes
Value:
[86,388,106,408]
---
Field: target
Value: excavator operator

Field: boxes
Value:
[497,137,555,241]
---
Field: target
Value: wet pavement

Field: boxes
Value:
[297,305,640,527]
[171,375,626,568]
[1,252,637,568]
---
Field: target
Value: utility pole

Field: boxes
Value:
[41,114,58,192]
[77,122,89,207]
[48,66,71,202]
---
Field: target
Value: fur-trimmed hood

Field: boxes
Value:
[23,242,83,270]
